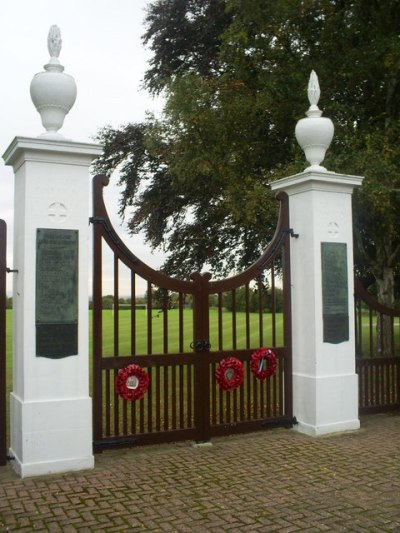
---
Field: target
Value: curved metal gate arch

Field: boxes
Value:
[91,174,294,450]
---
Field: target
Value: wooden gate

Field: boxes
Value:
[355,279,400,413]
[91,175,294,450]
[0,220,7,465]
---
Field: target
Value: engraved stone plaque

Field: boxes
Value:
[321,242,349,344]
[36,228,78,358]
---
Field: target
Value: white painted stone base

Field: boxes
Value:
[10,393,93,478]
[292,373,360,437]
[294,418,360,437]
[9,452,94,479]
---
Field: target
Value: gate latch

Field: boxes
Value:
[190,340,211,352]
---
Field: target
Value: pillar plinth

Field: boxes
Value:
[271,170,363,436]
[3,136,102,477]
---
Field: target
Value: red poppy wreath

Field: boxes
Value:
[215,357,244,392]
[115,364,150,401]
[250,348,277,380]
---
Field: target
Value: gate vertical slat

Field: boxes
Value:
[113,255,120,437]
[163,289,168,354]
[232,289,237,350]
[192,273,211,442]
[179,365,184,428]
[355,299,361,354]
[131,272,136,355]
[246,361,251,419]
[260,369,265,418]
[187,363,192,426]
[266,375,271,418]
[211,362,216,424]
[281,199,294,421]
[123,399,128,435]
[147,281,152,354]
[163,366,168,430]
[279,361,284,416]
[218,293,223,350]
[109,254,120,436]
[233,389,238,422]
[391,316,395,355]
[369,310,373,356]
[218,382,224,424]
[92,206,103,443]
[258,276,263,346]
[171,366,177,429]
[245,284,250,349]
[148,367,153,432]
[377,363,382,405]
[271,263,276,347]
[253,378,258,418]
[139,392,145,433]
[156,366,161,430]
[178,293,184,353]
[0,220,7,466]
[239,379,245,421]
[114,256,119,356]
[105,370,111,436]
[131,390,136,433]
[226,386,231,424]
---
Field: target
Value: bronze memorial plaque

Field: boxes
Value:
[321,242,349,344]
[36,228,78,358]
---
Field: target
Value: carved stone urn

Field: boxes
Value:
[295,70,334,172]
[30,25,77,139]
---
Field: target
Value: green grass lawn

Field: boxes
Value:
[96,308,284,356]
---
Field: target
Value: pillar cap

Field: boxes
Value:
[270,169,364,195]
[3,136,103,171]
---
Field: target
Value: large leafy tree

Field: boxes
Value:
[94,0,400,312]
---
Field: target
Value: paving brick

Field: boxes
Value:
[0,413,400,531]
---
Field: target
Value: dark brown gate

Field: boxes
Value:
[355,279,400,413]
[0,220,7,465]
[91,175,294,450]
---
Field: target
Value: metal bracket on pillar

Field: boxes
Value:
[283,228,299,239]
[6,267,18,273]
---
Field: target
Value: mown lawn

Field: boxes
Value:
[95,308,284,356]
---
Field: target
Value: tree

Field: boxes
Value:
[94,0,400,328]
[142,0,232,94]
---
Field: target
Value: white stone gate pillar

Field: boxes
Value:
[2,27,102,477]
[271,72,363,436]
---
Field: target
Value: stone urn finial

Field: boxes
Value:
[30,26,77,139]
[47,24,62,61]
[295,70,334,172]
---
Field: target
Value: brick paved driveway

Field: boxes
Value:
[0,413,399,532]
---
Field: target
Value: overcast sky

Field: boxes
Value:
[0,0,165,295]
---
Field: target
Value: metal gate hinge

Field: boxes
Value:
[284,228,299,238]
[89,216,105,225]
[6,267,18,273]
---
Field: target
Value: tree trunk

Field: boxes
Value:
[375,267,394,356]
